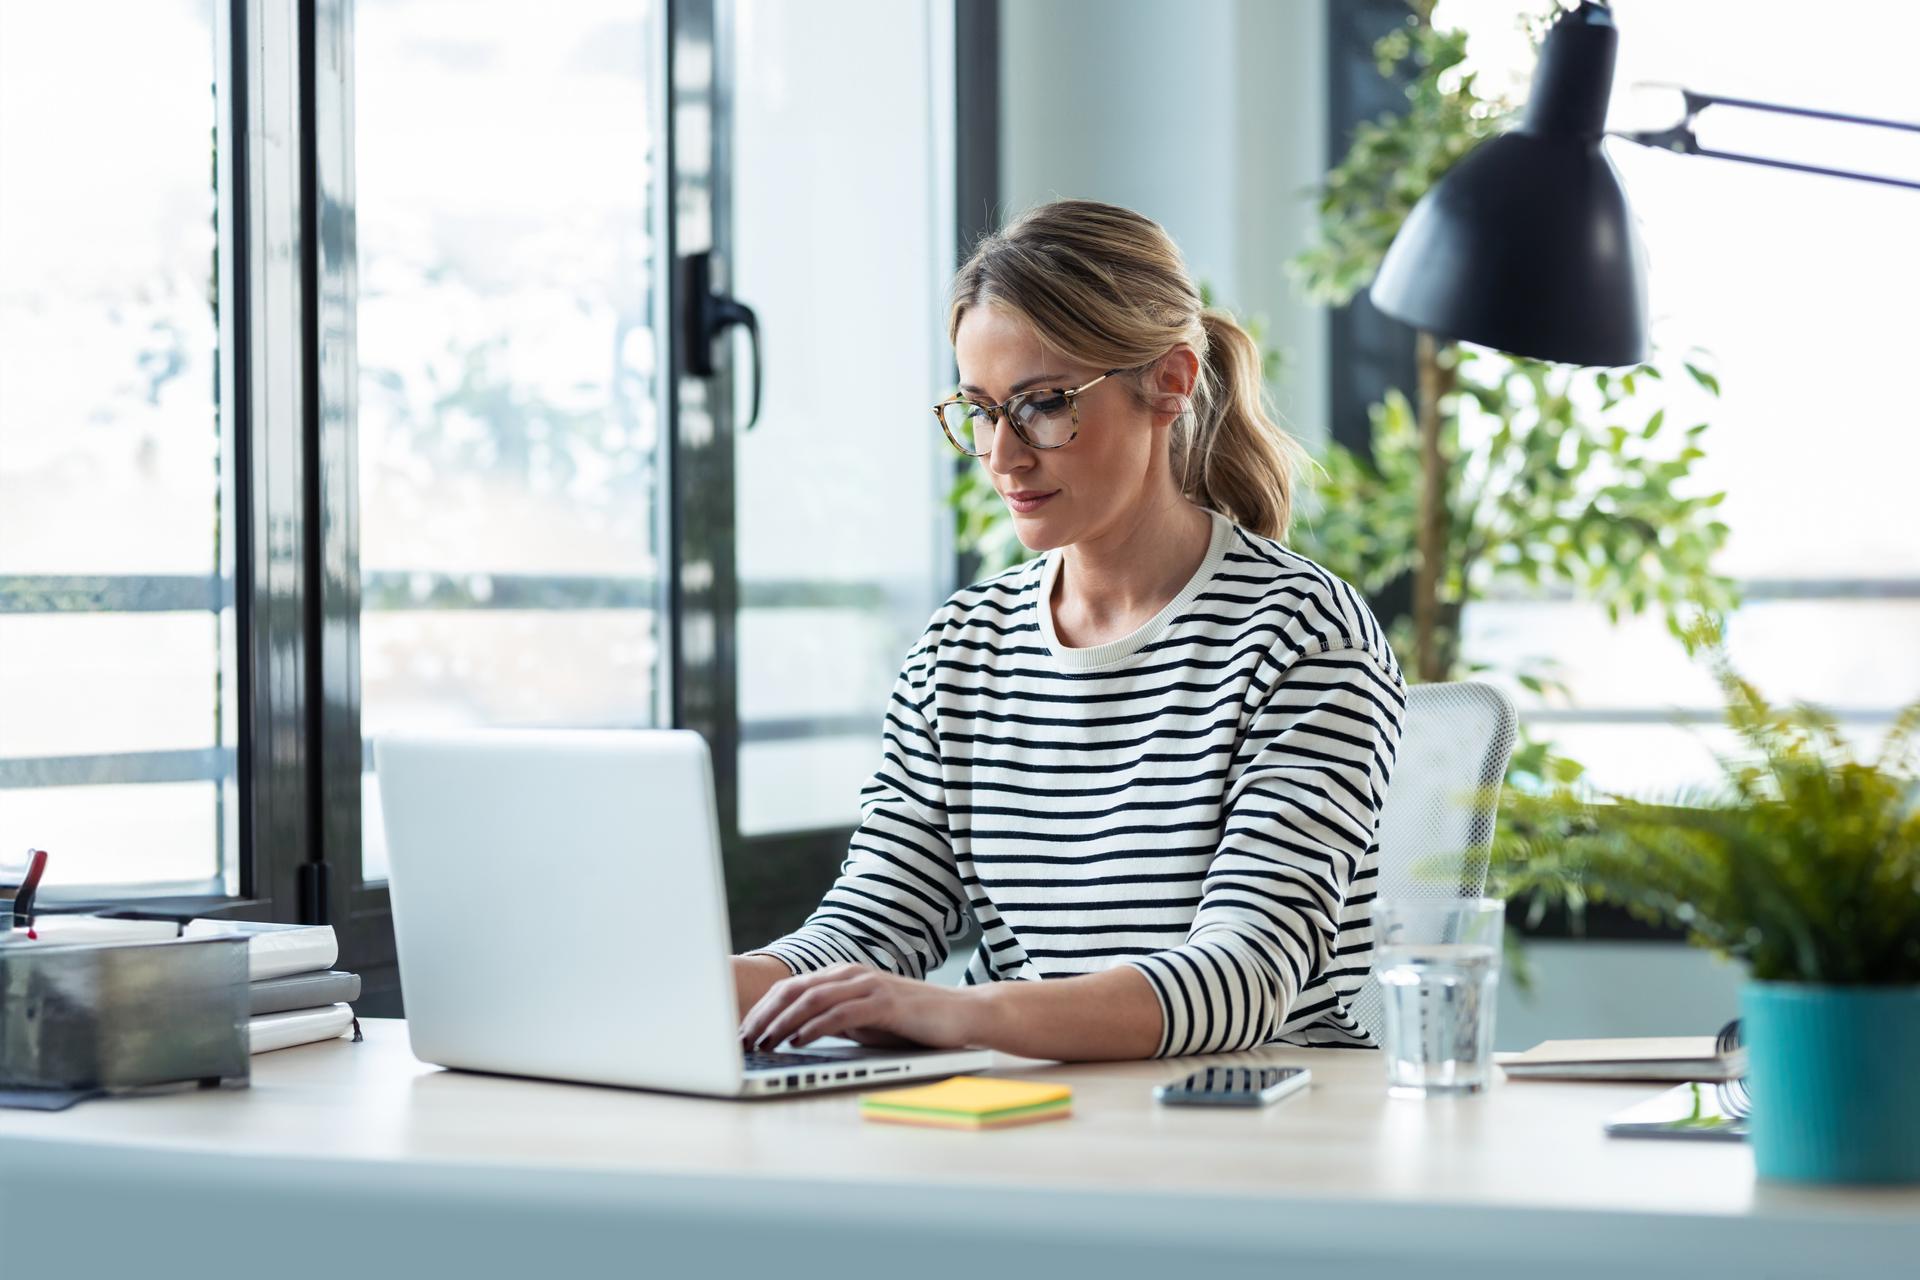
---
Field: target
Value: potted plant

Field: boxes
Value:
[1498,622,1920,1183]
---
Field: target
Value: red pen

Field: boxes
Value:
[13,848,48,939]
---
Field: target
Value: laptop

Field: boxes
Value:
[373,728,993,1098]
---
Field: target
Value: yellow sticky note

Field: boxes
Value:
[864,1074,1075,1113]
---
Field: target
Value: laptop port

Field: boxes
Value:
[835,1071,847,1080]
[785,1074,799,1088]
[853,1069,867,1079]
[805,1073,815,1084]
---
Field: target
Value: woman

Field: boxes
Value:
[733,198,1405,1062]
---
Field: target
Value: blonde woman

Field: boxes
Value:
[734,199,1405,1062]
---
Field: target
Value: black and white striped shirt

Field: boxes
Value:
[749,507,1406,1056]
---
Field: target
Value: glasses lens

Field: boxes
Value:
[941,401,994,454]
[1012,391,1074,448]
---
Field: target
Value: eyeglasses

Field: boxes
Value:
[933,369,1124,457]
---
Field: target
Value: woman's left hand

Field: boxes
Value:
[739,964,992,1053]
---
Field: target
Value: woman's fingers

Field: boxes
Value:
[746,969,876,1050]
[738,963,861,1045]
[755,979,873,1050]
[788,995,887,1049]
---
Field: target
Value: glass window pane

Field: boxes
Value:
[738,736,877,836]
[1527,721,1896,801]
[1464,599,1920,717]
[0,0,235,895]
[731,0,953,835]
[0,614,221,757]
[355,0,669,881]
[737,608,896,724]
[0,783,222,890]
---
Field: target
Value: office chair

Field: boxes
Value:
[1347,680,1518,1048]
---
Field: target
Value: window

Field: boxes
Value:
[0,0,240,897]
[729,0,955,836]
[0,0,967,1002]
[1443,0,1920,791]
[354,0,671,882]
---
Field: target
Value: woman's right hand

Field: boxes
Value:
[731,954,794,1022]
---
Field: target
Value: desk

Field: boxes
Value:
[1,1018,1914,1279]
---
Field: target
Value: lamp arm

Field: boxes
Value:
[1612,89,1920,192]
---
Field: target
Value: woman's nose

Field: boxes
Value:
[986,414,1030,473]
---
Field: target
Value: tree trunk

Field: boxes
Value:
[1412,330,1452,684]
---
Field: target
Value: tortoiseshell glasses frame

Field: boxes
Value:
[933,368,1126,457]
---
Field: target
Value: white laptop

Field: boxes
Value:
[373,728,992,1098]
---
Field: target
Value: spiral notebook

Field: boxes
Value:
[1604,1080,1749,1142]
[1499,1032,1744,1082]
[1590,1019,1751,1142]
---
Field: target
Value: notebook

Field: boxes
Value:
[249,1003,360,1054]
[1604,1080,1748,1142]
[249,969,362,1016]
[1498,1035,1745,1082]
[860,1077,1072,1130]
[181,919,338,981]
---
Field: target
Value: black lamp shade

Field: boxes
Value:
[1369,1,1650,367]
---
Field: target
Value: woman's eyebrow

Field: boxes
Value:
[958,371,1067,398]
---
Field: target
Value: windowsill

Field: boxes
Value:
[1507,894,1688,944]
[28,894,273,921]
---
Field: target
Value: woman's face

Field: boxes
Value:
[954,303,1182,552]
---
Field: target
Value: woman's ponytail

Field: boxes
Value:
[1175,309,1303,542]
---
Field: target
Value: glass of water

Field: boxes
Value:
[1376,898,1505,1097]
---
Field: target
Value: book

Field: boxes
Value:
[860,1076,1072,1130]
[1498,1035,1746,1082]
[249,969,362,1016]
[249,1003,358,1054]
[181,919,338,981]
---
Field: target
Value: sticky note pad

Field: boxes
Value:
[860,1076,1072,1130]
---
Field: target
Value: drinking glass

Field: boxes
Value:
[1376,897,1505,1096]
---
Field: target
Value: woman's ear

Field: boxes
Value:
[1144,346,1201,425]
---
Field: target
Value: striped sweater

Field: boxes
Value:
[749,507,1406,1056]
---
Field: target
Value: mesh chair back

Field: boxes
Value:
[1348,681,1517,1048]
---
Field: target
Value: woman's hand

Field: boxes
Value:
[738,964,993,1053]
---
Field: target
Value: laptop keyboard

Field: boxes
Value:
[742,1048,847,1071]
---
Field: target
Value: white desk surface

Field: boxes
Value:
[2,1017,1915,1279]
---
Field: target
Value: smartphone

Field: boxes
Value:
[1153,1065,1311,1107]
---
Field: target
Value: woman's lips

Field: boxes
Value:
[1006,490,1058,514]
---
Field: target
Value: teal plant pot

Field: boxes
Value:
[1741,981,1920,1184]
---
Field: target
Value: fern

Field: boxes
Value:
[1489,621,1920,984]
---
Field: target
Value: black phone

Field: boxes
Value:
[1153,1065,1311,1107]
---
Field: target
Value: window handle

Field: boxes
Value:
[681,250,763,431]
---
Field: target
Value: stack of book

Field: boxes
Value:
[16,915,361,1054]
[181,919,362,1054]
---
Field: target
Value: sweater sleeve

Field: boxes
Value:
[745,626,967,981]
[1121,645,1405,1057]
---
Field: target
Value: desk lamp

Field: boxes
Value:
[1369,0,1919,367]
